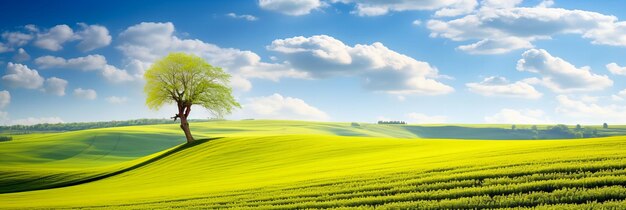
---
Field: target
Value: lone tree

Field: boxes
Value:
[144,52,240,143]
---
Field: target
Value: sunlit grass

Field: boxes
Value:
[1,120,625,209]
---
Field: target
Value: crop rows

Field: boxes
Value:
[79,157,626,209]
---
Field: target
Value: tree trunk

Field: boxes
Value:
[180,116,194,143]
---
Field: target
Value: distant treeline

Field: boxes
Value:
[519,124,600,139]
[378,121,407,125]
[0,118,210,133]
[0,136,12,142]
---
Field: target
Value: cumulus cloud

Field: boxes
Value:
[44,77,68,96]
[117,22,307,91]
[259,0,323,16]
[34,24,75,51]
[484,108,552,124]
[230,75,252,92]
[466,76,542,99]
[516,49,612,92]
[611,89,626,101]
[12,48,30,62]
[2,30,33,49]
[1,62,44,89]
[105,96,128,104]
[480,0,522,9]
[427,5,626,54]
[101,65,135,82]
[457,37,533,54]
[332,0,477,17]
[31,23,111,52]
[35,54,135,82]
[36,54,107,71]
[73,88,97,100]
[0,90,10,109]
[0,43,10,53]
[226,13,258,21]
[268,35,454,95]
[75,23,112,51]
[556,95,626,124]
[407,112,447,124]
[239,93,329,121]
[606,63,626,76]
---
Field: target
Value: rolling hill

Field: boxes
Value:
[1,120,625,209]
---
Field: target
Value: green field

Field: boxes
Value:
[1,120,626,209]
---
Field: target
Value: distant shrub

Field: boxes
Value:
[549,124,570,133]
[0,136,12,142]
[603,123,609,129]
[575,124,582,131]
[351,122,360,127]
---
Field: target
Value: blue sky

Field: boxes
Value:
[2,0,626,125]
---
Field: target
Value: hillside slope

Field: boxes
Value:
[1,126,626,209]
[0,120,416,193]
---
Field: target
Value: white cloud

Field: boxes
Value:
[0,90,10,109]
[35,54,135,82]
[427,6,626,54]
[407,112,447,124]
[117,22,307,90]
[332,0,477,17]
[10,117,64,125]
[24,24,38,32]
[516,49,613,92]
[556,95,626,124]
[101,64,135,82]
[480,0,522,9]
[1,62,44,89]
[44,77,68,96]
[612,89,626,101]
[12,48,30,62]
[239,93,329,121]
[485,108,552,124]
[606,63,626,76]
[0,43,10,53]
[226,13,258,21]
[106,96,128,104]
[412,20,422,26]
[2,30,33,47]
[35,54,107,71]
[268,35,454,96]
[230,75,252,92]
[34,24,75,51]
[466,76,542,99]
[75,23,112,51]
[457,37,533,54]
[73,88,97,100]
[259,0,323,16]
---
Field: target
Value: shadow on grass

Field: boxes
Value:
[3,137,221,194]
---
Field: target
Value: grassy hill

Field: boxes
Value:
[1,120,626,209]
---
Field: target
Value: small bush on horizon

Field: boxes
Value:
[0,136,12,142]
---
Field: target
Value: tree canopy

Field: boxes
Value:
[144,52,240,142]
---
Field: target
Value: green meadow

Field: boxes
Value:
[1,120,626,209]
